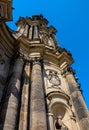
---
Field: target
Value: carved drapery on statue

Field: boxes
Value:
[55,116,68,130]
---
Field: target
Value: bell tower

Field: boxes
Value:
[0,11,89,130]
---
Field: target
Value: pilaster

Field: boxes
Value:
[62,66,89,130]
[33,25,39,39]
[19,62,31,130]
[28,26,33,39]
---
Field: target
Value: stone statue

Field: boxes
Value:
[55,116,68,130]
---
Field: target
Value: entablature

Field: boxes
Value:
[14,36,74,67]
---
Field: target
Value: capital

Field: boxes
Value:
[30,57,43,64]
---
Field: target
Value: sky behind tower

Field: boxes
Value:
[7,0,89,109]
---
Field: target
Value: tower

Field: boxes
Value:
[0,4,89,130]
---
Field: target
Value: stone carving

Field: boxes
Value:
[30,57,43,64]
[46,69,61,87]
[55,116,68,130]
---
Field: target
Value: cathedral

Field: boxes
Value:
[0,0,89,130]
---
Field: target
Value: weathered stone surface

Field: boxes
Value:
[0,54,10,102]
[66,73,89,129]
[78,118,89,130]
[0,58,24,130]
[30,61,47,130]
[19,63,30,130]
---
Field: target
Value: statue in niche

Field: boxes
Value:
[55,116,68,130]
[46,70,61,87]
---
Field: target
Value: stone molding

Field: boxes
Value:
[61,66,76,76]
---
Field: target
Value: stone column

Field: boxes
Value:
[19,25,25,35]
[30,57,47,130]
[24,24,29,37]
[0,56,24,130]
[19,62,30,130]
[64,66,89,130]
[48,37,55,48]
[47,113,54,130]
[17,24,22,32]
[51,34,58,47]
[33,25,38,39]
[28,26,33,39]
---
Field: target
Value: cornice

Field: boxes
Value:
[44,49,74,66]
[16,16,49,27]
[16,36,45,57]
[57,51,74,66]
[15,36,73,67]
[44,51,59,65]
[25,17,40,26]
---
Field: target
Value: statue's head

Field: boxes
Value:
[57,115,62,119]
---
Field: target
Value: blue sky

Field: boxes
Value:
[7,0,89,109]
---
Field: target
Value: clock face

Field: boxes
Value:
[46,69,61,86]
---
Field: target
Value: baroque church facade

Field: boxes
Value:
[0,1,89,130]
